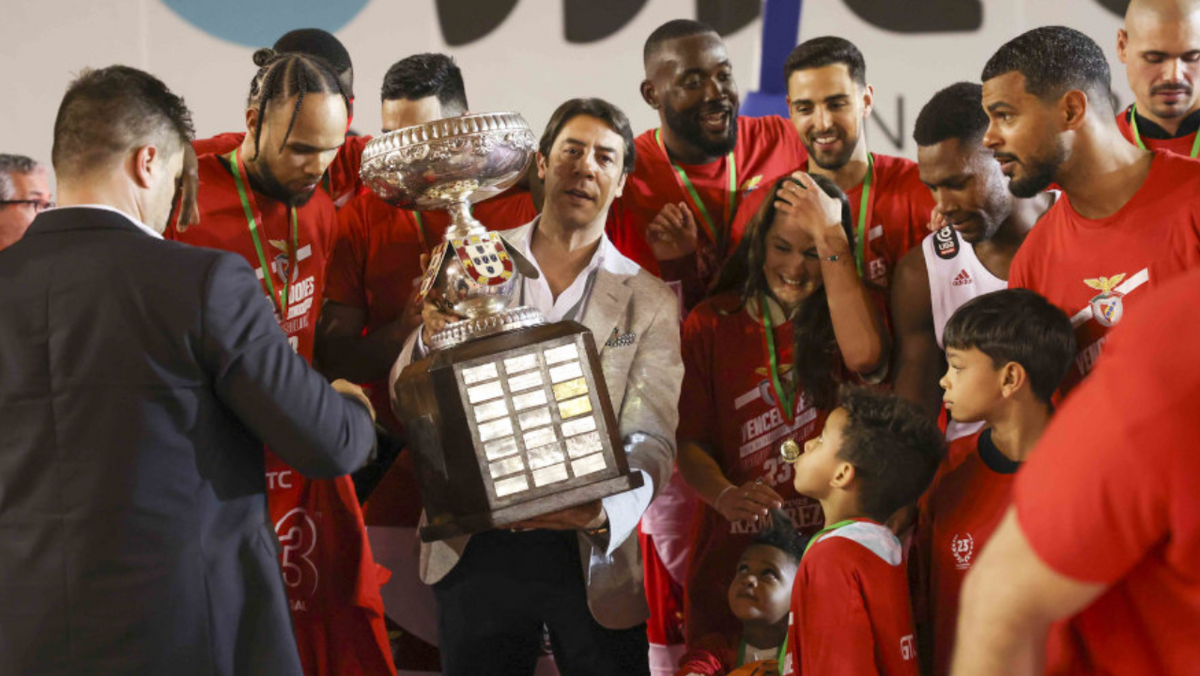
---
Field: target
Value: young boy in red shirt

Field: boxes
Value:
[676,512,805,676]
[912,289,1075,676]
[783,389,944,676]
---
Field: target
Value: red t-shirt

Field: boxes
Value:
[193,132,370,208]
[1007,151,1200,396]
[324,188,537,437]
[913,430,1018,676]
[1014,267,1200,676]
[1115,106,1200,157]
[607,116,808,308]
[784,520,920,676]
[675,632,785,676]
[731,153,934,290]
[679,293,828,646]
[166,153,395,676]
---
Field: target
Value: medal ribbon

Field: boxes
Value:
[759,292,796,425]
[654,128,738,251]
[737,634,790,668]
[854,152,875,277]
[228,148,299,318]
[802,519,859,558]
[413,211,429,252]
[1129,103,1200,158]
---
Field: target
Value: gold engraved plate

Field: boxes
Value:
[549,362,584,384]
[467,381,505,404]
[494,474,530,497]
[489,455,526,478]
[565,431,603,458]
[477,417,514,443]
[553,377,589,401]
[779,439,802,463]
[512,389,548,411]
[523,426,556,449]
[461,362,499,385]
[543,343,579,364]
[518,406,553,430]
[532,464,569,487]
[561,415,597,437]
[484,436,519,460]
[557,395,593,420]
[571,453,607,477]
[526,441,565,469]
[507,370,544,392]
[473,399,510,423]
[504,353,538,374]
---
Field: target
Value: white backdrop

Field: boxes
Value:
[0,0,1131,185]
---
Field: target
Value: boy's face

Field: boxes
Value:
[727,544,798,627]
[791,407,850,499]
[941,346,1005,422]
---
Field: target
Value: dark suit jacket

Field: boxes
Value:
[0,207,375,676]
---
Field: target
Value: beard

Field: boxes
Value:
[1147,81,1196,119]
[804,126,860,171]
[246,156,318,207]
[663,101,738,158]
[1001,138,1066,199]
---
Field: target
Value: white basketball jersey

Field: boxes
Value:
[922,225,1007,441]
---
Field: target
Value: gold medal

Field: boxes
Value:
[779,438,801,463]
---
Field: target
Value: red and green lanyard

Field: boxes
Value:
[228,148,299,318]
[1129,103,1200,158]
[737,634,790,668]
[853,153,875,278]
[654,128,739,251]
[413,211,430,252]
[759,292,796,425]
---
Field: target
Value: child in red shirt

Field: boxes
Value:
[912,289,1075,676]
[783,388,944,676]
[676,512,806,676]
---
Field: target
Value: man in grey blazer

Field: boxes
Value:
[389,98,683,676]
[0,66,376,676]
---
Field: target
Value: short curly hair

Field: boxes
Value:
[751,509,807,564]
[837,387,945,522]
[913,82,989,148]
[981,26,1113,105]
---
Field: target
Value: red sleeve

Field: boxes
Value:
[472,188,538,231]
[797,542,883,676]
[902,170,936,260]
[674,633,736,676]
[1014,278,1190,584]
[192,132,244,158]
[730,182,770,248]
[676,303,719,446]
[911,467,938,670]
[324,193,370,308]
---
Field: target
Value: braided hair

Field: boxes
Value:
[245,48,349,160]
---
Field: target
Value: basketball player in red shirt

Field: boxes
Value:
[168,51,394,676]
[731,37,935,292]
[913,290,1074,676]
[1115,0,1200,157]
[952,268,1200,676]
[892,83,1052,428]
[783,388,943,676]
[610,19,809,310]
[982,26,1200,396]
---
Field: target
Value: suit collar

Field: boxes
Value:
[29,205,162,239]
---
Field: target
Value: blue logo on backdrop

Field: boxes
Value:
[159,0,369,48]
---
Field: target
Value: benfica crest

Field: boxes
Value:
[1085,273,1127,327]
[453,232,515,286]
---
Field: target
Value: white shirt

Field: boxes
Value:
[517,219,611,322]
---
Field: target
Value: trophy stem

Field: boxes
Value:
[445,200,487,240]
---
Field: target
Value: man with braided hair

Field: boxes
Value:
[168,49,396,676]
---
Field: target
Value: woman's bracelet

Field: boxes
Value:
[714,484,737,510]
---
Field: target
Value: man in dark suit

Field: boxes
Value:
[0,66,376,676]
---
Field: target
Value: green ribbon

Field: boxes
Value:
[654,128,738,251]
[228,148,298,318]
[1129,103,1200,158]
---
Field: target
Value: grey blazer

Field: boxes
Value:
[389,221,683,629]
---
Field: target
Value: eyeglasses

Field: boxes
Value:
[0,199,55,212]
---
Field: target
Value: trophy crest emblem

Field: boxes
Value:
[1085,273,1127,327]
[453,233,515,286]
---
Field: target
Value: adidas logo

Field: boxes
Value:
[952,269,973,287]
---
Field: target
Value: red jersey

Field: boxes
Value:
[784,520,920,676]
[731,153,934,290]
[1015,268,1200,676]
[167,153,396,676]
[1115,105,1200,158]
[679,293,827,646]
[193,132,370,208]
[913,430,1019,676]
[1007,151,1200,395]
[608,116,808,309]
[325,188,537,436]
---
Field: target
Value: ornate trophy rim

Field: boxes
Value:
[430,306,547,350]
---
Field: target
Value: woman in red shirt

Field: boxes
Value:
[677,171,889,646]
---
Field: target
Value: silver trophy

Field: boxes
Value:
[362,113,642,542]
